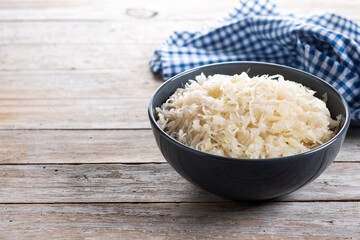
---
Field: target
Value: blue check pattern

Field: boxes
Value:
[150,0,360,123]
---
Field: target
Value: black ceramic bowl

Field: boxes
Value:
[148,62,350,201]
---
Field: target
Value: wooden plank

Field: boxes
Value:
[0,98,150,129]
[0,129,358,164]
[0,0,235,21]
[0,163,359,203]
[0,71,162,99]
[0,130,164,164]
[0,20,209,45]
[0,44,154,71]
[0,163,218,203]
[341,127,360,162]
[0,202,359,239]
[0,0,358,22]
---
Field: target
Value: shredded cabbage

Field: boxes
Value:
[156,73,340,159]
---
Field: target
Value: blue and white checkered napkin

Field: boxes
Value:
[150,0,360,123]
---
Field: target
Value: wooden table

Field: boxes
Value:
[0,0,359,238]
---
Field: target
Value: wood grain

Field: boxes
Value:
[0,202,359,239]
[0,163,359,203]
[0,44,155,71]
[0,20,209,45]
[0,130,164,164]
[0,0,358,21]
[0,129,358,164]
[0,71,162,99]
[0,98,149,129]
[0,0,235,21]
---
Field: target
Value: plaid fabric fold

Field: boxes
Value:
[150,0,360,122]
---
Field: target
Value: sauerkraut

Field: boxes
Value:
[156,72,340,159]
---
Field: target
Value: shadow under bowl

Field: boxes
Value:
[148,61,351,201]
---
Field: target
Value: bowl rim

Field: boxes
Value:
[148,61,351,164]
